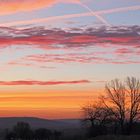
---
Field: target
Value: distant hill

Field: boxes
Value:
[0,117,81,130]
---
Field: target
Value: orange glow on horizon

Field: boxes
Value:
[0,89,103,119]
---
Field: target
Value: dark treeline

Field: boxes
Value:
[5,122,62,140]
[82,77,140,138]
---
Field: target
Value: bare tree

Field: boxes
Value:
[104,79,126,133]
[82,103,100,127]
[82,77,140,135]
[126,77,140,134]
[82,101,114,127]
[82,101,115,137]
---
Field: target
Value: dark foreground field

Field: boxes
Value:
[1,117,140,140]
[89,135,140,140]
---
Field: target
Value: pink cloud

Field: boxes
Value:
[115,48,132,54]
[0,80,90,86]
[8,51,140,67]
[23,53,111,64]
[0,26,139,67]
[0,26,139,49]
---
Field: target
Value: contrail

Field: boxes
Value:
[78,2,110,26]
[98,5,140,14]
[0,5,140,27]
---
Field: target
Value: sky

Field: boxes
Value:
[0,0,139,119]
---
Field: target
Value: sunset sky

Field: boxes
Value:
[0,0,140,119]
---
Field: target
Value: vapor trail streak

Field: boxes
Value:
[78,2,110,26]
[0,5,140,27]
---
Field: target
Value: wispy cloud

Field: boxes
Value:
[0,80,90,86]
[0,5,140,27]
[0,0,79,16]
[10,52,139,66]
[115,48,133,54]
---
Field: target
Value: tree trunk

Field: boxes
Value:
[128,119,133,135]
[120,120,124,134]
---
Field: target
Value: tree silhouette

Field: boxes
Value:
[5,131,16,140]
[34,128,52,140]
[5,122,53,140]
[54,130,62,140]
[13,122,33,140]
[126,77,140,134]
[103,79,126,134]
[82,77,140,135]
[82,102,114,136]
[82,102,113,127]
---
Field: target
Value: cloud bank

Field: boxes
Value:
[0,25,139,66]
[0,25,139,48]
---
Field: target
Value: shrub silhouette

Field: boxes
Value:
[5,122,53,140]
[34,128,52,140]
[13,122,33,139]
